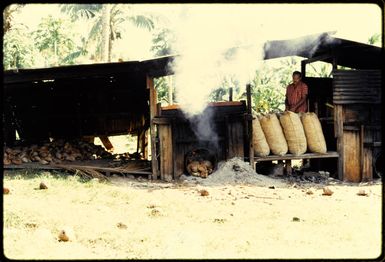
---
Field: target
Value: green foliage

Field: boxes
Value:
[367,33,381,46]
[33,15,76,66]
[307,61,333,77]
[151,28,175,57]
[3,24,35,70]
[251,65,286,114]
[209,75,242,102]
[155,77,171,105]
[3,4,24,33]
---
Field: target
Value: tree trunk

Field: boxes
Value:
[108,25,113,62]
[101,4,111,62]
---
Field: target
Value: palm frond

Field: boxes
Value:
[128,15,154,31]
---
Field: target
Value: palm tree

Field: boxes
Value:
[60,4,155,62]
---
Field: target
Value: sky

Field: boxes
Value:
[11,3,383,61]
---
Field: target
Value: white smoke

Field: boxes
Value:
[170,7,266,117]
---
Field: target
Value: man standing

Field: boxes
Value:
[285,71,308,113]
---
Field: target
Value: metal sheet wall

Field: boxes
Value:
[333,70,381,104]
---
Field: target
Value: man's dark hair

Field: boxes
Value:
[292,71,302,77]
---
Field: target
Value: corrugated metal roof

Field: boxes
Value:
[263,32,382,69]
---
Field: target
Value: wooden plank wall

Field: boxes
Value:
[158,124,173,181]
[227,120,245,159]
[342,129,361,182]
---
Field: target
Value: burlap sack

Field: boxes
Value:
[252,116,270,157]
[300,112,327,153]
[259,113,288,156]
[279,111,307,155]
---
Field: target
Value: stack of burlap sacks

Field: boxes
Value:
[252,111,327,156]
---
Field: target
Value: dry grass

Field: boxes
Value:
[3,170,382,259]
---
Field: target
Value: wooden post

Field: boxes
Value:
[171,119,177,180]
[142,129,148,160]
[362,125,373,182]
[285,160,292,176]
[147,76,159,180]
[246,84,255,170]
[139,129,148,160]
[334,104,344,181]
[301,60,307,79]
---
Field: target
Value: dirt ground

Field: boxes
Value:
[2,166,383,259]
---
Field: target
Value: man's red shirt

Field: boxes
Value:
[286,81,308,113]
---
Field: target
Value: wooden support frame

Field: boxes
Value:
[147,76,159,180]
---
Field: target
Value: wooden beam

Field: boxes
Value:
[99,136,114,151]
[254,151,339,162]
[147,76,159,180]
[303,54,333,64]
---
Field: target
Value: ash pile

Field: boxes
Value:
[180,157,287,187]
[256,162,340,185]
[286,171,341,185]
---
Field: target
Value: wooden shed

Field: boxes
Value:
[263,32,383,182]
[3,32,382,182]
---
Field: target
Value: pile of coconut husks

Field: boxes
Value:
[3,139,114,166]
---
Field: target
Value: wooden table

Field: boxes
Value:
[254,151,339,175]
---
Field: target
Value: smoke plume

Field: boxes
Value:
[169,7,266,144]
